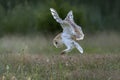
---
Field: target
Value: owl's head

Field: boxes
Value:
[53,37,63,48]
[53,35,63,48]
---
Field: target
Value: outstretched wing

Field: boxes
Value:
[75,25,84,40]
[70,22,84,40]
[50,8,63,23]
[50,8,72,31]
[65,10,74,21]
[64,10,84,40]
[50,8,84,40]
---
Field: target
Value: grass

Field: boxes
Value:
[0,32,120,80]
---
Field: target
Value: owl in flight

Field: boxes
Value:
[50,8,84,55]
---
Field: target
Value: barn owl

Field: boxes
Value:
[50,8,84,54]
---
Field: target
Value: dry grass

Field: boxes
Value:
[0,32,120,80]
[0,53,120,80]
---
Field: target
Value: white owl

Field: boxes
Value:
[50,8,84,55]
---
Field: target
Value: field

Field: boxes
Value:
[0,32,120,80]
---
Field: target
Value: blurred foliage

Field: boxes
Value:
[0,0,120,35]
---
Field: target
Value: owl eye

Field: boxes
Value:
[55,41,58,44]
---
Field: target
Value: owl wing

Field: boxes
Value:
[74,25,84,40]
[70,21,84,40]
[50,8,63,23]
[64,11,84,40]
[50,8,72,31]
[65,10,74,21]
[50,8,84,40]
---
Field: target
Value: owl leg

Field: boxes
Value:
[61,46,72,55]
[73,41,83,54]
[60,40,73,55]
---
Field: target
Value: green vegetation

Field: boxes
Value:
[0,0,120,35]
[0,32,120,80]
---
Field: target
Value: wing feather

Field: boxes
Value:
[64,10,84,40]
[50,8,63,23]
[68,21,84,40]
[65,10,73,21]
[50,8,84,40]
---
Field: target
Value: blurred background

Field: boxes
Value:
[0,0,120,79]
[0,0,120,35]
[0,0,120,54]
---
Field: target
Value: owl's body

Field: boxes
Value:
[53,33,83,54]
[50,8,84,54]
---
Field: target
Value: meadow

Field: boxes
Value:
[0,32,120,80]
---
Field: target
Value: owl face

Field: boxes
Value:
[53,39,63,48]
[53,33,63,48]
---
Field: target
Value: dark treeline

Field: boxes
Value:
[0,0,120,35]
